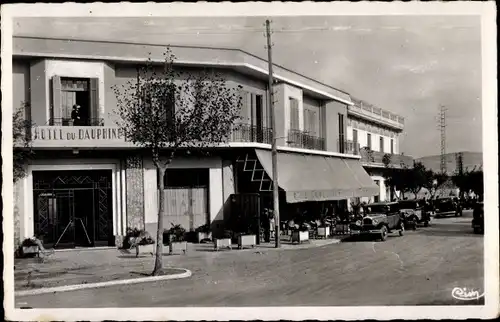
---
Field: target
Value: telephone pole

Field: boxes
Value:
[266,19,280,248]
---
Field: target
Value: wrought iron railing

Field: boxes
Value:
[359,148,414,168]
[48,118,105,126]
[230,123,273,145]
[339,139,361,155]
[287,129,326,151]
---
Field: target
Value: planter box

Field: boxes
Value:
[291,230,310,244]
[317,226,330,238]
[335,224,350,235]
[22,246,40,256]
[238,234,257,249]
[214,238,232,251]
[122,243,155,257]
[169,241,188,255]
[197,232,212,243]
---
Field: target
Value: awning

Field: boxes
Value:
[255,149,380,203]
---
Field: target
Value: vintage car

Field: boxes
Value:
[359,202,405,241]
[471,202,484,234]
[433,197,463,218]
[398,199,431,228]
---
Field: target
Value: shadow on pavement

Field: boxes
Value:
[340,234,402,243]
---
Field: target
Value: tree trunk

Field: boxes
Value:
[152,166,166,276]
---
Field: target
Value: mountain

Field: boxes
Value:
[416,151,483,174]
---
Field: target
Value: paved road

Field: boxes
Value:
[16,210,483,307]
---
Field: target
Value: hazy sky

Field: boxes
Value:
[13,16,482,158]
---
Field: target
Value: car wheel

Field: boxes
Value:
[424,221,429,227]
[473,227,480,234]
[399,222,405,236]
[380,226,388,241]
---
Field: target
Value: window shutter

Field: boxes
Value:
[166,85,176,132]
[239,90,250,124]
[89,78,99,124]
[303,108,309,133]
[289,98,299,130]
[311,110,317,136]
[51,76,62,125]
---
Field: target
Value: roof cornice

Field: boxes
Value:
[13,35,353,105]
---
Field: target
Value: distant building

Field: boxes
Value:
[344,97,414,204]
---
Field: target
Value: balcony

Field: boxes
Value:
[359,148,413,168]
[340,139,413,168]
[287,129,326,151]
[49,117,105,126]
[348,100,404,131]
[340,139,361,155]
[230,123,273,145]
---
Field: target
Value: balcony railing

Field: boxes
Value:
[348,102,404,129]
[49,118,104,126]
[287,129,326,151]
[339,139,413,168]
[230,123,273,145]
[359,148,414,168]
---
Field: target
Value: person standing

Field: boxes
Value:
[71,104,82,125]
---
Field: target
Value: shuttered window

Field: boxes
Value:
[289,98,299,130]
[303,109,318,136]
[51,77,99,126]
[380,136,384,153]
[238,89,251,124]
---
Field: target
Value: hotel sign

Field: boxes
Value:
[34,127,126,141]
[31,126,135,148]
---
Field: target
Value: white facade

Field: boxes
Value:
[142,156,227,227]
[346,125,399,154]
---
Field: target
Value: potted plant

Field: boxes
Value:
[121,228,156,257]
[237,230,257,249]
[194,223,212,243]
[291,224,310,244]
[18,238,40,258]
[214,230,233,251]
[167,224,188,255]
[316,221,330,239]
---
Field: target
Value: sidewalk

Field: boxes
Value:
[14,235,344,293]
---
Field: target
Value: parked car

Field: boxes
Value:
[472,202,484,234]
[398,199,431,228]
[433,197,463,218]
[359,202,405,241]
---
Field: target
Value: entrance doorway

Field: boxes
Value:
[32,170,114,249]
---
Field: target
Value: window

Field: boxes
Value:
[373,180,380,202]
[289,98,300,131]
[367,133,372,149]
[303,109,318,136]
[52,77,99,126]
[391,139,394,154]
[338,113,345,153]
[380,136,384,153]
[141,82,176,133]
[158,168,209,188]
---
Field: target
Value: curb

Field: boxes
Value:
[15,268,192,297]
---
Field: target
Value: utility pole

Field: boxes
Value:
[266,19,280,248]
[438,105,447,174]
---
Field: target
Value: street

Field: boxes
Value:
[16,210,483,307]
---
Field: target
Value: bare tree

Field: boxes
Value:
[112,49,242,276]
[13,102,34,183]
